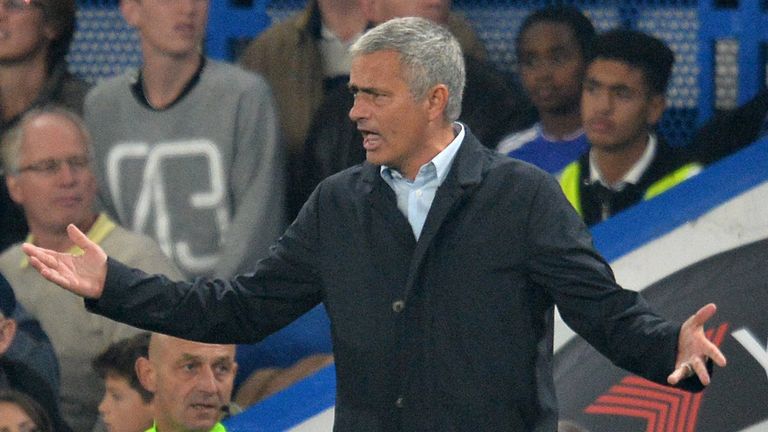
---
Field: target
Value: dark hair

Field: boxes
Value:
[38,0,77,70]
[92,332,154,403]
[0,273,16,318]
[516,5,596,62]
[588,29,675,95]
[0,389,54,432]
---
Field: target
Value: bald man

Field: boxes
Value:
[136,334,237,432]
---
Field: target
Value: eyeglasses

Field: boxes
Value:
[0,0,42,12]
[17,155,91,176]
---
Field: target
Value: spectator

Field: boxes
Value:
[0,0,89,252]
[86,0,285,279]
[239,0,367,219]
[24,18,725,432]
[0,107,183,432]
[0,389,54,432]
[3,282,61,408]
[299,0,533,213]
[134,333,237,432]
[92,332,154,432]
[363,0,488,61]
[688,88,768,165]
[560,29,701,226]
[0,276,69,432]
[497,6,595,174]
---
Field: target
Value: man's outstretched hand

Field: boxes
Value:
[22,224,108,299]
[667,303,727,386]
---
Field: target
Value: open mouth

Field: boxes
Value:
[190,402,219,413]
[361,132,382,150]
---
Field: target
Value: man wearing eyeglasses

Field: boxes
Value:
[0,0,90,253]
[0,107,182,432]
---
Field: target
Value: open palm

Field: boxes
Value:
[667,303,727,386]
[21,224,108,299]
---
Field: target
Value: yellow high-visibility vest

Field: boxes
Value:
[559,161,702,216]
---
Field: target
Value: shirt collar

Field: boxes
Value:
[589,133,657,190]
[380,122,465,183]
[320,22,364,43]
[20,213,116,268]
[131,56,206,111]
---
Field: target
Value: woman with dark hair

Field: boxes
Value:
[0,389,54,432]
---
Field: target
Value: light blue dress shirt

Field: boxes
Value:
[380,123,465,239]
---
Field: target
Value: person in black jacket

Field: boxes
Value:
[295,0,534,219]
[688,89,768,165]
[560,29,701,226]
[23,18,725,432]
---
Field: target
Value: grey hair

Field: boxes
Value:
[350,16,466,122]
[1,106,93,175]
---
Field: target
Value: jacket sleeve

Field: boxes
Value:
[86,186,326,344]
[522,170,705,390]
[214,75,286,279]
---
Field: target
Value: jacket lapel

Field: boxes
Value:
[403,130,488,296]
[360,162,415,248]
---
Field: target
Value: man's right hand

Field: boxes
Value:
[21,224,108,299]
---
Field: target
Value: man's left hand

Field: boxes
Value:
[667,303,727,386]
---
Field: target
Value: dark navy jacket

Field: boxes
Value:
[88,130,699,432]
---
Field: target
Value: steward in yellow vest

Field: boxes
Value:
[560,135,700,226]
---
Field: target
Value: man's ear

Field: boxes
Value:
[426,84,450,122]
[120,0,141,28]
[0,319,18,355]
[646,94,666,127]
[5,175,23,206]
[42,21,59,43]
[135,356,157,392]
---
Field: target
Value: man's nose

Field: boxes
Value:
[530,62,554,82]
[178,0,198,14]
[56,162,79,184]
[197,365,219,393]
[592,90,613,113]
[349,98,363,122]
[97,396,108,415]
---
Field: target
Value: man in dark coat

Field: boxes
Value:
[295,0,534,219]
[23,17,725,432]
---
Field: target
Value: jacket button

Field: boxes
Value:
[395,396,405,408]
[392,300,405,313]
